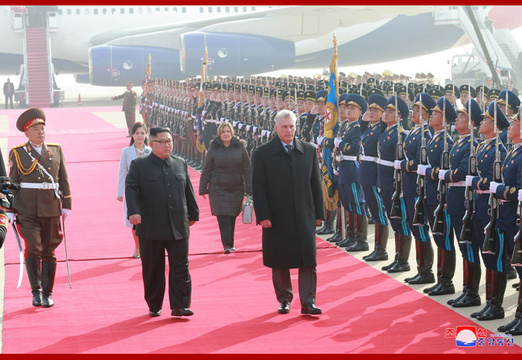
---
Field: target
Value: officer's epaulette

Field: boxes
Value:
[46,143,61,147]
[11,143,26,149]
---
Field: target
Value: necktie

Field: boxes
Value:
[285,144,292,153]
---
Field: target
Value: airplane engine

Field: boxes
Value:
[89,45,183,86]
[180,31,295,76]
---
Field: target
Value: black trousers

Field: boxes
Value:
[139,237,191,311]
[5,95,13,109]
[271,267,317,306]
[216,215,236,249]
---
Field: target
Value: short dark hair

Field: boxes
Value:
[149,127,172,138]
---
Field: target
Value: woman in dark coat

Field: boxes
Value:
[199,122,252,254]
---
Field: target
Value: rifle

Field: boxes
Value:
[512,109,522,266]
[390,92,404,219]
[459,93,477,244]
[432,97,449,235]
[413,94,427,226]
[483,101,501,254]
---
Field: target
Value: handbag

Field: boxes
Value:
[242,197,253,224]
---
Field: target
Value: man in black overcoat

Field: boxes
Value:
[126,127,199,317]
[112,81,137,136]
[252,109,325,315]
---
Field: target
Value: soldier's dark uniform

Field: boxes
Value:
[9,108,72,308]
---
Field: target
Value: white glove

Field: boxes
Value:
[7,212,15,224]
[61,209,71,221]
[438,169,448,179]
[334,137,342,148]
[489,181,501,194]
[518,189,522,202]
[465,175,477,187]
[417,164,428,176]
[394,160,402,170]
[316,136,324,146]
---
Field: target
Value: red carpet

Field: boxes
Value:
[1,107,520,354]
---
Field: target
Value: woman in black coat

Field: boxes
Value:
[199,122,252,254]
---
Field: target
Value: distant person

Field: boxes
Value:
[117,122,151,259]
[125,127,199,317]
[252,110,325,316]
[199,122,252,254]
[3,78,14,109]
[112,81,137,137]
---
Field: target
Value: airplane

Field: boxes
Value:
[1,5,522,87]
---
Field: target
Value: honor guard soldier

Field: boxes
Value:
[498,89,520,148]
[321,94,368,251]
[475,85,490,110]
[378,96,412,273]
[395,92,436,284]
[459,84,475,109]
[360,92,390,261]
[502,109,522,335]
[466,101,508,320]
[439,99,481,307]
[8,108,72,308]
[445,84,460,108]
[418,96,457,295]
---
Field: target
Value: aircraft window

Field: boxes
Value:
[217,7,221,13]
[234,7,238,12]
[208,7,213,13]
[76,9,80,15]
[67,9,71,15]
[93,9,98,15]
[182,7,186,13]
[129,8,133,14]
[112,8,116,15]
[173,7,177,13]
[251,7,256,11]
[103,8,107,15]
[58,9,62,15]
[121,8,125,14]
[225,7,230,13]
[199,7,204,13]
[164,7,169,12]
[155,7,160,12]
[243,7,247,12]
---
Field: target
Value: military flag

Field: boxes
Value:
[321,35,339,211]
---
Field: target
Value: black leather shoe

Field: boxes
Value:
[428,282,455,296]
[345,241,369,252]
[336,237,355,248]
[476,304,504,320]
[365,249,388,261]
[171,308,194,317]
[423,283,440,294]
[301,303,322,315]
[326,232,342,242]
[508,266,517,280]
[362,250,376,260]
[42,292,54,308]
[513,282,520,290]
[32,290,42,307]
[316,224,335,235]
[382,260,397,271]
[447,292,466,305]
[278,301,291,314]
[471,305,490,318]
[404,274,420,283]
[451,293,481,308]
[149,310,162,317]
[387,261,410,273]
[368,216,375,225]
[224,248,231,255]
[408,273,435,285]
[498,318,520,332]
[505,319,522,335]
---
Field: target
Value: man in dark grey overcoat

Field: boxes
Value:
[252,110,325,315]
[126,127,199,317]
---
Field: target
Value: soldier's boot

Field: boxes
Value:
[472,268,492,318]
[407,241,435,284]
[451,260,481,307]
[382,232,400,271]
[346,214,369,252]
[429,249,456,296]
[317,208,336,235]
[387,235,411,273]
[336,211,355,247]
[25,257,42,307]
[405,240,421,283]
[41,261,56,308]
[477,270,506,320]
[326,206,343,243]
[364,223,389,261]
[499,281,522,334]
[424,246,443,293]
